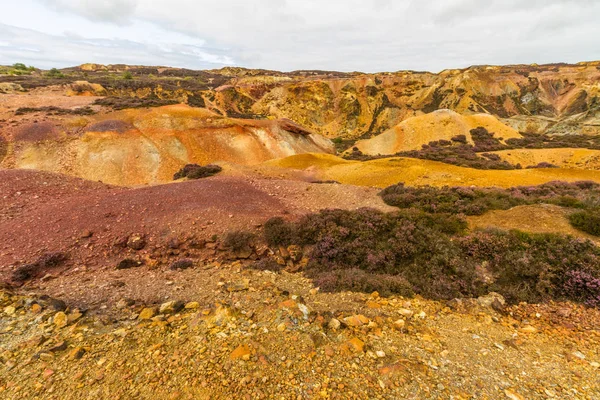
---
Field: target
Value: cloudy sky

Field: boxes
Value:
[1,0,599,72]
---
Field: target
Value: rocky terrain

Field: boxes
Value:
[1,62,600,399]
[2,61,600,140]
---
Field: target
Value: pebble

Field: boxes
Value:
[53,312,68,329]
[138,307,157,320]
[328,318,341,330]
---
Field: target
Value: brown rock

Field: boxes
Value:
[127,234,146,251]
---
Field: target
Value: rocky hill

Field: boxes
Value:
[2,62,599,140]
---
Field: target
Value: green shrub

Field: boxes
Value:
[46,68,64,78]
[122,71,133,80]
[569,210,600,236]
[264,217,295,247]
[173,164,222,180]
[224,231,256,252]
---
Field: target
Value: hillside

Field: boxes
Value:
[2,62,600,400]
[0,104,334,185]
[490,148,600,170]
[264,153,600,188]
[2,62,600,139]
[352,109,521,154]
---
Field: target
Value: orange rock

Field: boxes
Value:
[343,314,370,327]
[230,344,252,360]
[345,337,365,353]
[366,301,381,309]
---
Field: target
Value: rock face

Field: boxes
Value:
[214,62,600,138]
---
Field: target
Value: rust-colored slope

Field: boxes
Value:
[3,105,334,186]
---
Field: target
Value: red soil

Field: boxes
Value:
[0,169,391,302]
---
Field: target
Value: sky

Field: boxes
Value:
[1,0,599,72]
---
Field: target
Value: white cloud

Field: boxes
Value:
[0,0,599,72]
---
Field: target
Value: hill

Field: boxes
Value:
[264,153,600,188]
[2,62,600,139]
[1,105,334,185]
[490,148,600,170]
[352,109,521,154]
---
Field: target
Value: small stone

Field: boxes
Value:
[277,323,287,332]
[343,314,370,327]
[346,337,365,353]
[116,298,135,309]
[68,310,83,323]
[185,302,200,310]
[69,347,86,360]
[397,308,413,318]
[40,274,56,282]
[393,319,406,330]
[376,351,386,358]
[38,352,54,362]
[328,318,341,330]
[31,303,42,313]
[138,307,157,320]
[53,312,68,328]
[159,301,184,314]
[116,258,141,270]
[49,341,67,352]
[225,279,250,292]
[504,389,525,400]
[3,305,15,315]
[230,344,252,360]
[519,325,537,334]
[556,307,572,318]
[572,351,586,360]
[43,369,55,380]
[127,234,146,251]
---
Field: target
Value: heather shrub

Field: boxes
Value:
[312,268,414,297]
[263,208,600,306]
[569,210,600,236]
[173,164,222,180]
[380,181,600,216]
[563,270,600,307]
[264,217,295,247]
[224,231,256,252]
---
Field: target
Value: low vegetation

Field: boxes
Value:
[263,208,600,305]
[569,210,600,236]
[379,180,600,216]
[93,96,179,110]
[172,164,222,180]
[15,106,95,116]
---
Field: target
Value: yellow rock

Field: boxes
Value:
[138,307,157,320]
[343,314,370,327]
[519,325,538,334]
[53,312,67,329]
